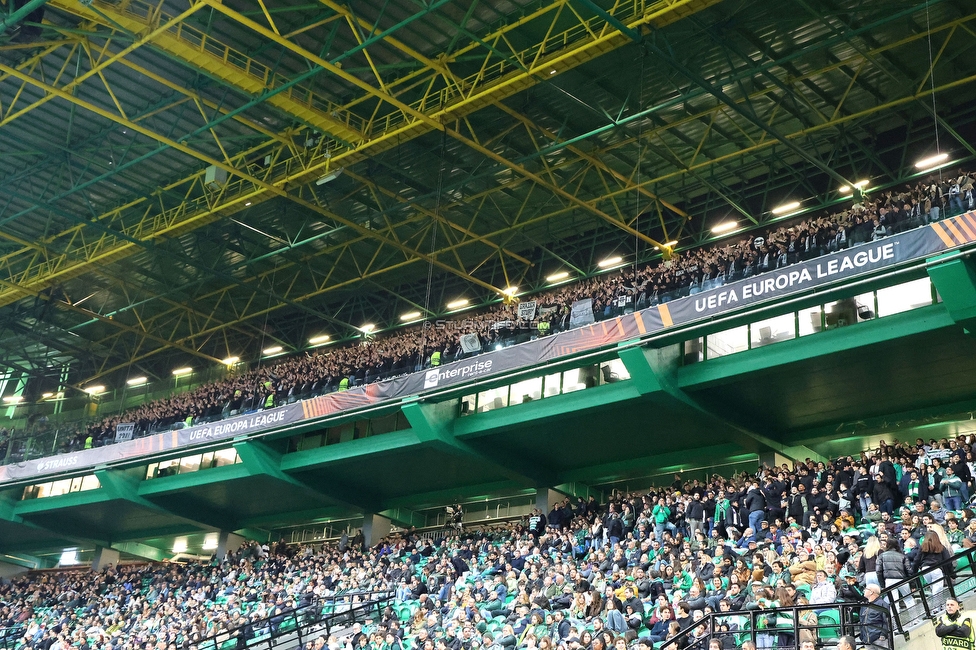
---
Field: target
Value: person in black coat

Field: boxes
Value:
[872,474,895,515]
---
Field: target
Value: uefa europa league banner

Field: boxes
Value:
[1,215,972,484]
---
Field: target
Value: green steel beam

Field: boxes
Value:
[402,398,553,486]
[233,439,367,512]
[94,467,229,531]
[619,343,823,462]
[642,40,850,188]
[0,0,47,34]
[927,255,976,333]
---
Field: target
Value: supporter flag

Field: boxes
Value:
[569,298,595,327]
[460,333,482,354]
[517,300,537,320]
[115,423,135,442]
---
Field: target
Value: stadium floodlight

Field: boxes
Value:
[42,392,54,399]
[308,334,331,345]
[172,538,188,554]
[315,168,344,185]
[597,256,623,268]
[502,286,519,296]
[126,376,148,386]
[840,180,869,194]
[263,346,283,355]
[202,533,219,550]
[2,395,22,403]
[360,324,375,333]
[172,367,193,377]
[221,356,240,366]
[915,152,949,169]
[447,299,470,309]
[400,311,422,321]
[712,221,738,234]
[84,385,106,394]
[771,201,801,215]
[546,271,570,282]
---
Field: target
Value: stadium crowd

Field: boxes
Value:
[2,436,974,650]
[57,170,974,451]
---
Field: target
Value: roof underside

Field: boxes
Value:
[0,0,975,392]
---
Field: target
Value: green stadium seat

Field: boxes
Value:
[818,611,841,639]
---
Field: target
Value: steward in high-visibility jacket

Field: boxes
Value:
[936,600,975,650]
[338,377,350,391]
[430,350,441,366]
[264,393,275,409]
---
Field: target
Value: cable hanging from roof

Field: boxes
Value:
[924,0,943,182]
[420,130,447,360]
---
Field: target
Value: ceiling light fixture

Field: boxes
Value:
[711,221,738,234]
[400,311,422,321]
[263,346,283,355]
[126,377,148,386]
[597,256,623,268]
[172,367,192,377]
[546,271,570,282]
[447,299,470,309]
[771,201,801,215]
[840,180,869,194]
[308,334,331,345]
[315,168,344,185]
[915,152,949,169]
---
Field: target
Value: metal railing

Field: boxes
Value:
[878,543,976,638]
[189,590,394,650]
[660,601,894,650]
[0,591,393,650]
[0,622,25,650]
[658,543,976,650]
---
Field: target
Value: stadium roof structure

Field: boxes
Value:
[0,0,975,395]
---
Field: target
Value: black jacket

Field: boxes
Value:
[876,549,911,584]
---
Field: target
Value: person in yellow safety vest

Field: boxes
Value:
[936,599,975,650]
[84,435,93,449]
[264,392,275,409]
[185,415,193,427]
[430,350,441,367]
[338,377,350,391]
